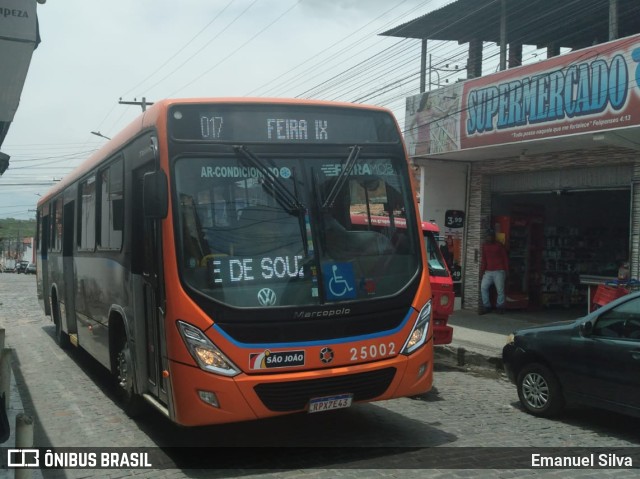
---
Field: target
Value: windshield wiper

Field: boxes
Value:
[233,145,305,213]
[322,145,361,210]
[233,145,312,256]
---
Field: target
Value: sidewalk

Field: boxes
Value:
[435,306,585,372]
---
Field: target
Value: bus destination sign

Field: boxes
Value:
[201,116,329,141]
[169,104,399,143]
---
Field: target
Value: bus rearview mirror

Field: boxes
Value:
[143,170,168,219]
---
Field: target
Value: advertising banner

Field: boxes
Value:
[0,0,39,123]
[405,83,463,156]
[405,33,640,155]
[0,0,38,41]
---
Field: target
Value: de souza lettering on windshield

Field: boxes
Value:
[207,255,304,286]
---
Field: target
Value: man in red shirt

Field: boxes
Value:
[479,229,509,314]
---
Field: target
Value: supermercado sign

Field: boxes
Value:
[405,34,640,154]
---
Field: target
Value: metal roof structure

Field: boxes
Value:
[381,0,640,50]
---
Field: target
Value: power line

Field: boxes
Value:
[168,0,303,97]
[148,0,262,96]
[120,0,238,99]
[8,149,98,163]
[298,0,613,115]
[248,0,433,97]
[263,0,445,98]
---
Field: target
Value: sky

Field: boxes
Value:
[0,0,486,220]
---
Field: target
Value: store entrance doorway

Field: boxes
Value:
[491,188,630,313]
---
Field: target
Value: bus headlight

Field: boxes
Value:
[177,321,241,377]
[440,294,450,306]
[401,300,432,355]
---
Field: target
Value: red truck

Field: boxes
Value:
[351,214,454,345]
[421,220,454,345]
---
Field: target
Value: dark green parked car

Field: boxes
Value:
[503,291,640,418]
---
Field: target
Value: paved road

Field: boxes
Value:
[0,273,638,478]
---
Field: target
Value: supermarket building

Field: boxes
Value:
[390,19,640,313]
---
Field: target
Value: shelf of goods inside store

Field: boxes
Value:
[506,224,530,293]
[540,278,586,307]
[541,226,584,307]
[544,225,623,268]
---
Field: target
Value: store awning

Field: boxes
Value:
[0,0,40,149]
[381,0,640,51]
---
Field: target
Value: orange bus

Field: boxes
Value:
[36,98,433,426]
[351,215,453,345]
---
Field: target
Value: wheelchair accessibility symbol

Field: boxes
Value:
[322,263,356,301]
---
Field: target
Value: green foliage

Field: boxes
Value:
[0,218,37,242]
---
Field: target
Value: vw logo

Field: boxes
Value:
[257,288,277,306]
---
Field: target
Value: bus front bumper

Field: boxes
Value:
[168,346,433,426]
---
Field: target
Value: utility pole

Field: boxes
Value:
[118,97,154,112]
[16,230,21,261]
[420,39,427,93]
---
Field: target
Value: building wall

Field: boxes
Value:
[417,159,468,308]
[418,160,468,228]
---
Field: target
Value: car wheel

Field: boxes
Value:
[516,363,564,417]
[115,338,145,417]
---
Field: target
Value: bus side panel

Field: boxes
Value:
[74,257,128,370]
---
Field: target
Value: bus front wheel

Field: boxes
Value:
[115,337,144,417]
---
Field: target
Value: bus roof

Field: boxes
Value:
[37,98,397,207]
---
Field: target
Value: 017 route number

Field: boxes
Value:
[350,342,396,361]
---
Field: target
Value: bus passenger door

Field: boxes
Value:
[37,212,50,313]
[133,164,168,404]
[62,200,77,335]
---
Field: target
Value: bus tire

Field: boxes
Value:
[115,336,145,418]
[51,295,71,350]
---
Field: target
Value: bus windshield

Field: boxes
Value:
[174,152,420,308]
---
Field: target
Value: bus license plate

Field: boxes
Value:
[308,393,353,413]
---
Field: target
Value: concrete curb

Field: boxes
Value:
[435,345,504,373]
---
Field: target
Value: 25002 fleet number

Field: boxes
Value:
[350,342,396,361]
